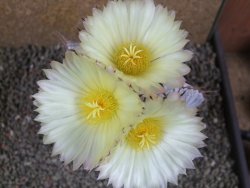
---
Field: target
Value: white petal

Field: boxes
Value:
[79,0,192,91]
[97,98,206,188]
[34,51,143,170]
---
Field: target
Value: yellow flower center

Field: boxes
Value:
[79,89,118,124]
[126,118,164,150]
[114,43,151,76]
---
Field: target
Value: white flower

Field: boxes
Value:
[162,84,205,108]
[78,0,192,91]
[33,51,142,170]
[97,96,206,188]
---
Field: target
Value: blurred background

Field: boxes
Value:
[0,0,222,46]
[1,0,250,187]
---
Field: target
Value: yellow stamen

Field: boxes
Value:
[84,101,104,119]
[126,118,164,150]
[114,43,151,76]
[79,90,118,124]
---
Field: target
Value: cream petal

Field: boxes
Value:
[34,51,143,170]
[97,98,206,188]
[79,0,192,91]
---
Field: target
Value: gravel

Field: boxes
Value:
[0,43,239,187]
